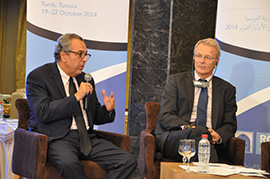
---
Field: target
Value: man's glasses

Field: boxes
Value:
[194,54,216,61]
[65,50,91,60]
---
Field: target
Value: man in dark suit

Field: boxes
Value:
[155,38,237,162]
[26,33,137,179]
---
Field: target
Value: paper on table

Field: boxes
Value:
[179,165,239,176]
[179,163,269,177]
[237,167,269,177]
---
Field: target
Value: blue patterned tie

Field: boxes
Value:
[196,79,208,126]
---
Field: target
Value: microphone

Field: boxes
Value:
[84,73,92,110]
[84,73,92,82]
[193,79,208,88]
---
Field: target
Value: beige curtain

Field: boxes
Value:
[0,0,7,93]
[15,0,27,90]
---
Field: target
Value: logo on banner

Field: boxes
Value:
[256,132,270,155]
[236,131,253,153]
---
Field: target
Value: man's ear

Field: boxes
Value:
[59,51,66,62]
[215,59,220,66]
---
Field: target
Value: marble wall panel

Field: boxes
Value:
[129,0,172,137]
[128,69,167,136]
[170,0,217,74]
[132,0,172,70]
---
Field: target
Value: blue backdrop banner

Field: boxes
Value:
[26,0,130,134]
[215,0,270,169]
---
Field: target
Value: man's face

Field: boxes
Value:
[61,38,88,77]
[193,43,219,79]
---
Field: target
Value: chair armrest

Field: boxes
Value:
[138,130,156,178]
[12,128,48,179]
[261,142,270,172]
[227,137,245,165]
[95,130,130,152]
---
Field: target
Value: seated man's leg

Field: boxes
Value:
[162,128,192,161]
[47,130,88,179]
[86,137,137,179]
[162,127,218,162]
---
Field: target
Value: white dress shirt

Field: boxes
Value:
[190,72,213,129]
[57,64,90,130]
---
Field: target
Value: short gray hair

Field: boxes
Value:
[54,33,84,61]
[193,38,221,59]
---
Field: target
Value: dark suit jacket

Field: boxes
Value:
[155,71,237,154]
[26,62,115,141]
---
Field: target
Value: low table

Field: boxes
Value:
[160,162,263,179]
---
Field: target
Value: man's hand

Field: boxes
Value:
[208,129,220,144]
[102,89,115,112]
[75,82,93,101]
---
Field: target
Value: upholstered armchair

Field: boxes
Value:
[261,142,270,173]
[139,102,246,179]
[12,98,131,179]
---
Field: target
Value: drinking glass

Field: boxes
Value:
[183,139,196,172]
[178,139,187,166]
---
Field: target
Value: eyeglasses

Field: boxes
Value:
[194,54,216,61]
[65,50,91,60]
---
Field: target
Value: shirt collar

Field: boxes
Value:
[194,71,213,82]
[57,63,70,86]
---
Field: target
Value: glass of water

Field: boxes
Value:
[178,139,187,166]
[184,139,196,172]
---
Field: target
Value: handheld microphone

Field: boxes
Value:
[84,73,92,82]
[84,73,92,110]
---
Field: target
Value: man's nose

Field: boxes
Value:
[199,57,206,63]
[82,56,88,62]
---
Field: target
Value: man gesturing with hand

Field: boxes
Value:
[26,33,137,179]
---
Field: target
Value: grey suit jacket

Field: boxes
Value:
[26,62,115,141]
[155,71,237,153]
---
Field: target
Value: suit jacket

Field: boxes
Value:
[155,71,237,153]
[26,62,115,141]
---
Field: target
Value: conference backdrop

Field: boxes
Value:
[26,0,130,134]
[215,0,270,168]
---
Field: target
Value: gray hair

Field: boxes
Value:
[193,38,221,59]
[54,33,84,61]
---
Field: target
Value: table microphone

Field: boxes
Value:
[84,73,92,110]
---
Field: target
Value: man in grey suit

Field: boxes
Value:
[26,33,137,179]
[155,38,237,162]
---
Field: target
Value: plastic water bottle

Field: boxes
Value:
[198,134,210,173]
[0,102,4,122]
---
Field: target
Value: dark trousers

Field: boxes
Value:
[47,130,137,179]
[160,126,219,163]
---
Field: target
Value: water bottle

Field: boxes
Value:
[0,102,4,122]
[198,134,210,173]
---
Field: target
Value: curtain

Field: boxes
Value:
[0,0,7,93]
[125,0,133,134]
[15,0,26,90]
